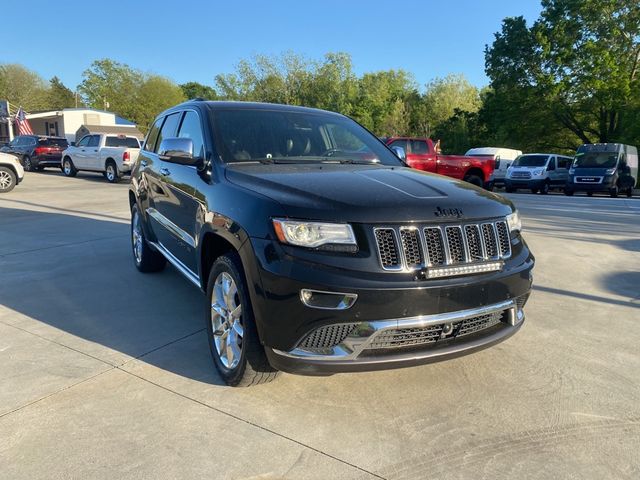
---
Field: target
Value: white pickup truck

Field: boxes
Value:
[61,133,141,183]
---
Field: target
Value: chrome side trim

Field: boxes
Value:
[274,299,521,361]
[146,207,195,248]
[148,240,200,288]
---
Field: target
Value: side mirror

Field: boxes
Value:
[70,141,76,147]
[390,146,406,161]
[158,137,201,166]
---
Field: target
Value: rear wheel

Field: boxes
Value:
[609,186,619,198]
[531,188,539,194]
[505,186,515,193]
[23,156,33,172]
[105,161,119,183]
[0,167,17,193]
[62,157,77,177]
[206,252,278,387]
[464,174,483,188]
[131,204,166,272]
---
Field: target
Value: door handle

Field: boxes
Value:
[160,167,171,176]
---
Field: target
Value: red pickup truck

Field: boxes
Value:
[385,137,495,189]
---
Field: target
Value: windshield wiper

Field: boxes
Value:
[321,159,380,165]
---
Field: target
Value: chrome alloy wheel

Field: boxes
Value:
[63,160,72,175]
[211,272,244,369]
[132,209,143,264]
[0,170,12,189]
[106,164,116,181]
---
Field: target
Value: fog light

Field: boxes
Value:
[299,289,358,310]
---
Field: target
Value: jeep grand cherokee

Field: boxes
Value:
[129,101,534,386]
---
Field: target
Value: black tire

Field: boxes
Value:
[626,188,633,198]
[484,182,494,192]
[505,186,515,193]
[62,157,77,177]
[464,174,483,188]
[540,181,550,195]
[531,188,539,194]
[587,191,593,197]
[564,189,574,196]
[23,156,33,172]
[36,166,45,172]
[609,186,619,198]
[131,203,166,273]
[105,160,120,183]
[0,166,17,193]
[205,252,278,387]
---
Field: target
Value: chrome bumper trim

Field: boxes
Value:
[273,299,523,362]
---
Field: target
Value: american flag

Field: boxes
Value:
[15,107,34,135]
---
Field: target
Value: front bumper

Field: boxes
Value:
[566,176,615,192]
[505,178,545,189]
[266,299,525,375]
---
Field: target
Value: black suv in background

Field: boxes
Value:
[0,135,68,171]
[130,101,534,386]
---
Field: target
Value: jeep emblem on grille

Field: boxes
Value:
[434,207,463,218]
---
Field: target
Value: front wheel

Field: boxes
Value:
[131,204,166,273]
[587,191,593,197]
[564,189,574,196]
[609,186,619,198]
[540,181,550,195]
[0,166,17,193]
[505,186,515,193]
[531,188,539,194]
[206,252,278,387]
[62,157,77,177]
[626,188,633,198]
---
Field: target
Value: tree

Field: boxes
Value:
[136,76,186,130]
[0,64,49,111]
[422,74,482,136]
[47,76,76,110]
[485,1,640,147]
[180,81,218,100]
[79,59,143,120]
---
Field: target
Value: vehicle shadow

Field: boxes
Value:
[30,169,131,183]
[532,284,639,309]
[0,206,224,385]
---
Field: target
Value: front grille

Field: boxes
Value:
[298,323,357,349]
[367,310,506,350]
[510,171,532,179]
[374,219,511,272]
[575,176,603,184]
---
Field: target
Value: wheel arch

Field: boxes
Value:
[464,167,485,182]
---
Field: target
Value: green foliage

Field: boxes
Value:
[180,82,218,100]
[0,64,49,111]
[47,76,76,110]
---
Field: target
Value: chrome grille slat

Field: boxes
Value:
[373,218,512,274]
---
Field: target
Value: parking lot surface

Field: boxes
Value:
[1,172,639,479]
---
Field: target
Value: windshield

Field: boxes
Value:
[211,109,402,166]
[105,136,140,148]
[512,155,549,167]
[573,152,618,169]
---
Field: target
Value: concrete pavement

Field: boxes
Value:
[1,171,639,479]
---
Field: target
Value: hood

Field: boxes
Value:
[225,163,513,223]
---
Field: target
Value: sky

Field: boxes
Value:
[3,0,542,91]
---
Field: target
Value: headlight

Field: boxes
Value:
[532,169,544,176]
[569,168,575,175]
[605,168,615,175]
[272,219,357,249]
[506,211,521,233]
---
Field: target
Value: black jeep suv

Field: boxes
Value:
[130,101,534,386]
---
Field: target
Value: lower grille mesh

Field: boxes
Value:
[298,323,357,349]
[367,310,506,350]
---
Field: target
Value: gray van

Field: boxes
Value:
[565,143,638,197]
[505,154,573,194]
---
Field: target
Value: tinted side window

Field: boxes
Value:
[557,157,570,169]
[389,139,408,151]
[144,117,163,153]
[87,135,100,147]
[410,140,429,154]
[155,112,182,153]
[177,111,205,158]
